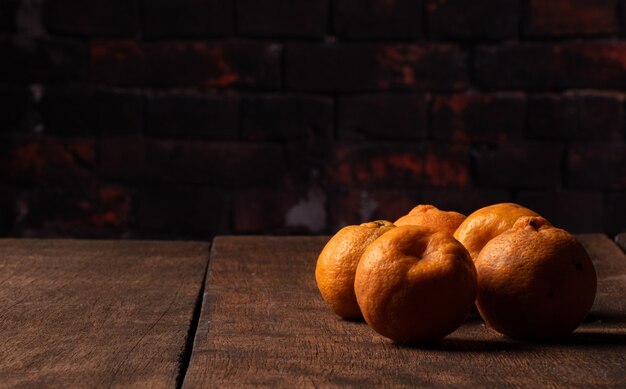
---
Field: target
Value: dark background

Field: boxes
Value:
[0,0,625,240]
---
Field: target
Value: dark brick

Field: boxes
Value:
[137,186,230,238]
[568,143,626,189]
[526,0,618,37]
[241,95,333,141]
[427,0,519,40]
[334,0,423,39]
[473,142,562,189]
[559,44,626,89]
[338,95,428,140]
[89,40,281,88]
[145,93,238,139]
[528,93,623,141]
[325,143,469,188]
[286,43,370,91]
[234,188,327,234]
[0,37,86,83]
[432,93,525,143]
[475,44,553,90]
[517,191,605,233]
[143,0,233,38]
[43,0,139,37]
[377,45,469,91]
[606,193,626,234]
[328,189,420,230]
[98,138,285,186]
[475,43,626,90]
[97,138,144,181]
[281,143,334,187]
[17,185,130,237]
[0,86,36,133]
[234,190,298,233]
[420,189,511,216]
[0,0,19,33]
[41,87,142,136]
[6,138,96,186]
[238,0,328,37]
[286,43,468,92]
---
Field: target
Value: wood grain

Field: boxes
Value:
[184,234,626,388]
[0,239,208,388]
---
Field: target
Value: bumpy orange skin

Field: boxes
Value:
[394,204,466,235]
[316,220,395,320]
[355,225,477,344]
[475,216,597,340]
[454,203,540,260]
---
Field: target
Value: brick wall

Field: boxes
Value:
[0,0,625,239]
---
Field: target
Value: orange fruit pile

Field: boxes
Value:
[315,203,597,345]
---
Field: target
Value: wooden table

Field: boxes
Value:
[1,234,625,388]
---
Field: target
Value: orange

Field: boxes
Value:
[315,220,395,320]
[354,225,477,343]
[394,204,466,235]
[454,203,540,260]
[475,216,597,340]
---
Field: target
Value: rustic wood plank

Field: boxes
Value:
[0,239,209,388]
[616,232,626,253]
[184,234,626,388]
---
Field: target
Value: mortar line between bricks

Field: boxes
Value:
[559,144,569,191]
[425,94,434,140]
[466,45,477,92]
[332,93,340,141]
[278,37,286,91]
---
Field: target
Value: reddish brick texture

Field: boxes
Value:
[0,0,625,238]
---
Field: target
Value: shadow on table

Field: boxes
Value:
[394,311,626,352]
[557,331,626,348]
[584,311,626,325]
[396,330,626,352]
